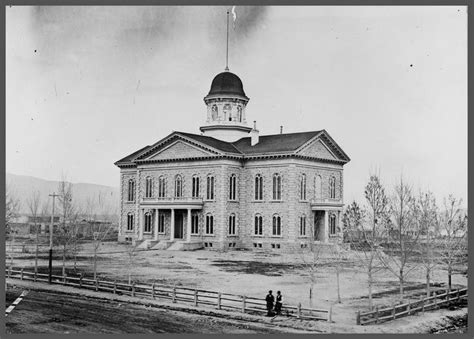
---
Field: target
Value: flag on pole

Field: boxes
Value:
[231,6,237,29]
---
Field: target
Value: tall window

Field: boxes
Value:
[224,104,231,121]
[272,174,282,200]
[300,215,306,236]
[206,175,215,200]
[228,214,236,235]
[175,175,183,198]
[300,174,306,200]
[329,176,336,199]
[254,214,263,235]
[315,175,322,200]
[192,175,200,198]
[127,213,134,231]
[205,214,214,234]
[229,174,237,200]
[255,174,263,200]
[158,176,166,198]
[145,177,153,198]
[158,213,165,233]
[211,105,218,120]
[329,214,337,235]
[191,214,199,234]
[144,212,152,233]
[128,179,135,201]
[272,215,281,236]
[237,106,242,122]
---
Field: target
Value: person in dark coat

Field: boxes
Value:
[265,290,275,316]
[274,291,282,315]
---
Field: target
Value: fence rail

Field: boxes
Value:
[356,287,468,325]
[6,267,329,321]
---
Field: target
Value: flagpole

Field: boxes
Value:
[225,10,229,71]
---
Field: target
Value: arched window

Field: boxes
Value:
[205,214,214,235]
[229,174,237,200]
[128,179,135,202]
[158,213,165,233]
[144,212,152,233]
[254,174,263,200]
[315,175,322,200]
[192,175,200,198]
[329,176,336,199]
[300,174,307,200]
[211,105,218,120]
[158,176,166,198]
[228,214,236,235]
[145,177,153,198]
[237,106,242,122]
[224,104,231,121]
[175,175,183,198]
[254,214,263,235]
[300,215,306,236]
[191,214,199,234]
[127,213,134,231]
[206,175,215,200]
[272,174,282,200]
[329,214,337,235]
[272,215,281,236]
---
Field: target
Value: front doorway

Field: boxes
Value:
[313,211,325,241]
[174,212,184,239]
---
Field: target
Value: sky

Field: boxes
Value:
[6,6,467,207]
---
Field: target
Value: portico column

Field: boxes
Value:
[187,208,192,242]
[324,210,329,243]
[154,209,159,241]
[139,208,144,240]
[170,208,175,241]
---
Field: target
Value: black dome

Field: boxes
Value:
[207,71,247,98]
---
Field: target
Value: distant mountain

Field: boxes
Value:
[6,173,120,217]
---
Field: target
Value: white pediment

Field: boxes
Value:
[297,138,338,160]
[145,140,216,161]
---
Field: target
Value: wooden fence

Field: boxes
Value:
[356,287,468,325]
[6,267,330,322]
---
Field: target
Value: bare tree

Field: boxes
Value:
[378,176,420,301]
[26,190,41,273]
[349,174,390,309]
[331,242,349,303]
[125,240,140,285]
[438,196,468,290]
[6,185,21,268]
[415,191,439,297]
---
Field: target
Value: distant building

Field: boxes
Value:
[9,215,60,236]
[115,70,350,251]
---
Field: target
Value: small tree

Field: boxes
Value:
[438,196,468,290]
[331,242,349,303]
[26,191,41,273]
[6,185,21,267]
[126,240,140,285]
[342,201,366,242]
[378,177,420,301]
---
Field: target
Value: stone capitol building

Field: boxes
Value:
[115,69,350,251]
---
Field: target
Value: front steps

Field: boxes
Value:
[136,239,204,251]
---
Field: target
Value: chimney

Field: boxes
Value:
[280,126,283,134]
[250,120,259,146]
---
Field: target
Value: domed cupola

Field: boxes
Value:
[200,71,252,142]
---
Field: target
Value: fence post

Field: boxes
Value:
[241,296,246,313]
[407,303,410,316]
[113,281,117,295]
[446,288,450,307]
[217,292,222,310]
[434,291,438,309]
[63,274,66,284]
[392,301,396,319]
[34,270,37,282]
[152,283,155,299]
[297,303,301,319]
[194,289,198,307]
[328,305,332,322]
[20,268,24,281]
[356,310,361,325]
[375,306,379,323]
[421,296,425,314]
[132,283,136,297]
[172,287,176,303]
[95,279,99,292]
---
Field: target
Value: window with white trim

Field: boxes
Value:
[144,212,152,233]
[205,214,214,234]
[228,214,236,235]
[127,213,134,231]
[255,174,263,200]
[315,175,322,200]
[300,174,306,200]
[272,215,281,236]
[272,174,282,200]
[128,179,135,202]
[329,214,337,235]
[175,175,183,198]
[158,176,166,198]
[300,215,306,236]
[191,214,199,234]
[192,175,200,198]
[229,174,237,200]
[254,214,263,235]
[329,176,336,199]
[158,213,165,233]
[206,175,215,200]
[145,176,153,198]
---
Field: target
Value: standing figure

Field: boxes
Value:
[275,291,282,315]
[265,290,275,316]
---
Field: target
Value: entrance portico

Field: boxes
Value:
[310,198,343,243]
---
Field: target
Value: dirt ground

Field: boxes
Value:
[7,242,468,333]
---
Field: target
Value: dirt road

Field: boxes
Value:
[5,287,295,334]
